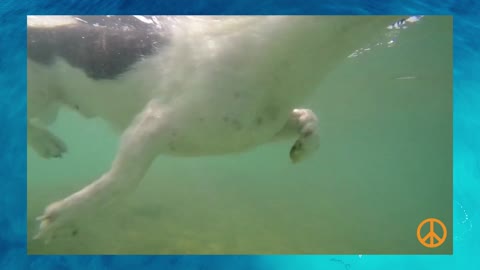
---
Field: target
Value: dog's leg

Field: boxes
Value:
[273,108,320,163]
[34,100,170,242]
[28,121,67,158]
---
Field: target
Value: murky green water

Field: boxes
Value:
[28,16,452,254]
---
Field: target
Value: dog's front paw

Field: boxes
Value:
[34,200,78,243]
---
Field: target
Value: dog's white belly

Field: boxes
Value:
[33,57,298,156]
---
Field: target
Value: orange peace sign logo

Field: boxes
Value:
[417,218,447,248]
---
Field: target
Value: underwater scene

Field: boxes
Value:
[27,16,452,254]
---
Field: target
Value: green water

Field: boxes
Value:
[27,17,452,254]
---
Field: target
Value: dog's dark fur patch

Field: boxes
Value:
[28,16,170,80]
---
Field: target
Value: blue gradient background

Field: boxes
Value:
[0,0,477,269]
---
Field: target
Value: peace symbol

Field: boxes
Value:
[416,218,447,248]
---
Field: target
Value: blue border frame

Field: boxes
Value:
[1,0,478,269]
